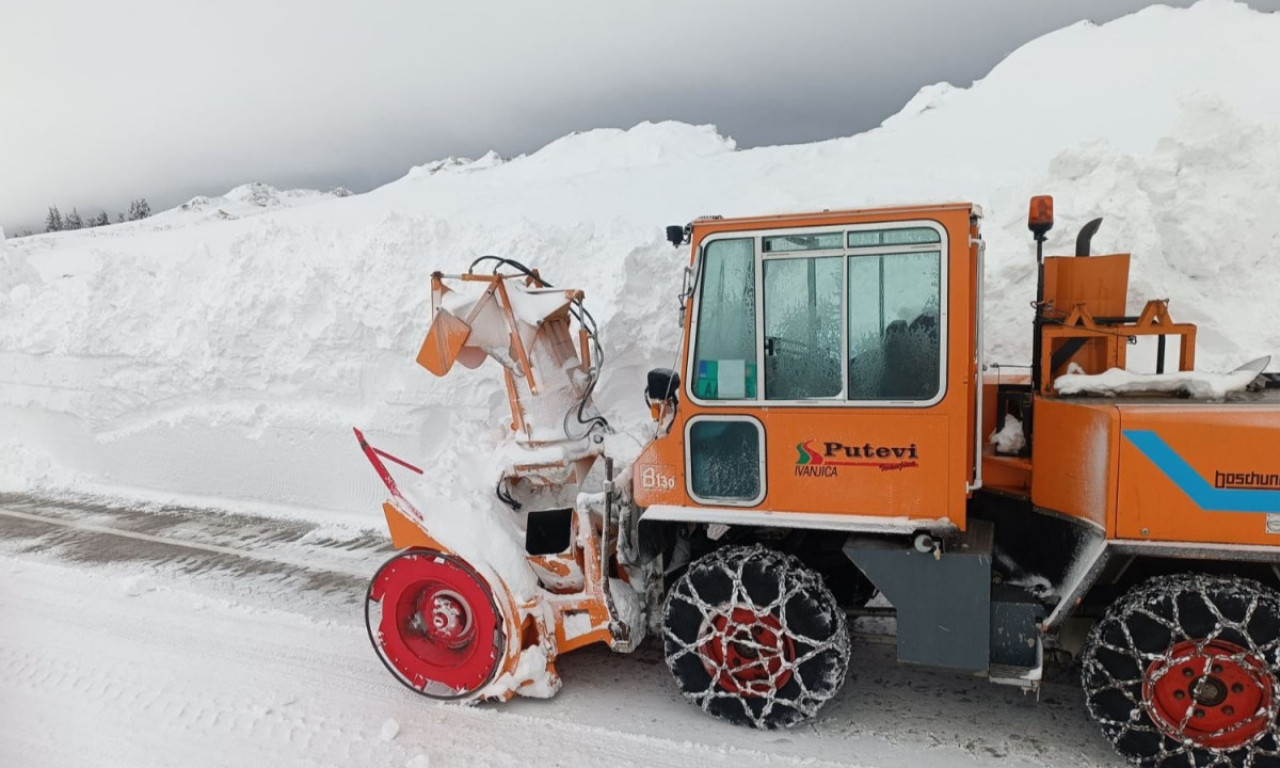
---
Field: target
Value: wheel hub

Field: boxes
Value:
[1191,676,1228,708]
[1144,639,1275,749]
[416,588,474,650]
[699,606,795,697]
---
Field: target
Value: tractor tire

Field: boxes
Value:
[1081,574,1280,767]
[365,549,508,700]
[662,545,850,729]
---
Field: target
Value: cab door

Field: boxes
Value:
[682,220,960,524]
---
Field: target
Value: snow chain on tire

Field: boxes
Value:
[1082,574,1280,767]
[662,545,850,729]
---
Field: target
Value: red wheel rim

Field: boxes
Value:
[367,552,504,698]
[699,607,795,697]
[1144,639,1276,749]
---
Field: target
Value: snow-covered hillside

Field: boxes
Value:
[3,0,1279,518]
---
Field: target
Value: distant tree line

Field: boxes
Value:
[44,199,151,232]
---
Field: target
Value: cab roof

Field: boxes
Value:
[691,202,978,231]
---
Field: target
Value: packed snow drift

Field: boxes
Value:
[3,0,1279,521]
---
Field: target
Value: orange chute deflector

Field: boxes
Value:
[418,308,472,376]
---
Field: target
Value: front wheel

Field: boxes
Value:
[1082,574,1280,767]
[662,545,850,729]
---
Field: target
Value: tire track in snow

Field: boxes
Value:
[0,493,391,619]
[0,506,333,569]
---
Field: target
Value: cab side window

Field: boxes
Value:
[690,224,945,405]
[688,418,763,503]
[763,256,843,400]
[691,238,756,399]
[847,248,942,401]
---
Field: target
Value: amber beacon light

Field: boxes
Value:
[1028,195,1054,238]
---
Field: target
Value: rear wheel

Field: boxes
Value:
[1082,574,1280,767]
[662,545,850,729]
[365,549,507,699]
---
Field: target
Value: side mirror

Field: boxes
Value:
[645,368,680,404]
[665,225,685,248]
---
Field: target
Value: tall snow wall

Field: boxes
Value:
[2,0,1279,522]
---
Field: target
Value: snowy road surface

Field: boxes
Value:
[0,494,1126,768]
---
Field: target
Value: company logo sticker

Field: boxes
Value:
[794,440,919,478]
[1216,471,1280,491]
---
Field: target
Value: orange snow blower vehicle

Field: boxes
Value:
[356,197,1280,767]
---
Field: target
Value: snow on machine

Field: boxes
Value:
[356,197,1280,766]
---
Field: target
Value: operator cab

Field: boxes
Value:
[633,204,984,534]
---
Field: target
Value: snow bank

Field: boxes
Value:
[500,121,736,179]
[158,182,351,225]
[401,151,505,182]
[1,227,40,295]
[3,0,1279,521]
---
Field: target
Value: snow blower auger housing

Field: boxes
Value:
[358,201,1280,763]
[357,256,641,703]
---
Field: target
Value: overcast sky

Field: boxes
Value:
[3,0,1278,235]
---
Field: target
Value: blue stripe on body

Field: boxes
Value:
[1122,429,1280,513]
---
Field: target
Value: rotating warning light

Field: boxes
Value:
[1028,195,1054,239]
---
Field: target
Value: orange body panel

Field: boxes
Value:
[1029,398,1119,531]
[977,231,1280,553]
[1042,253,1130,319]
[986,393,1280,548]
[1115,405,1280,545]
[634,204,979,529]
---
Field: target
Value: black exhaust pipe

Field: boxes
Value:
[1075,217,1103,257]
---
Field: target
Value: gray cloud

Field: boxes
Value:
[3,0,1277,234]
